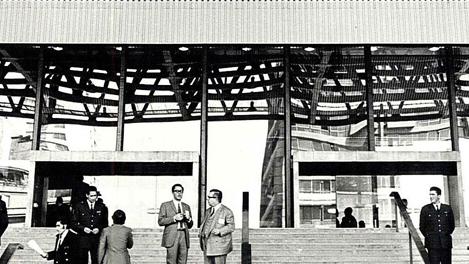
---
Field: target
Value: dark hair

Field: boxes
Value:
[172,184,184,193]
[87,186,98,194]
[209,189,223,202]
[358,220,365,228]
[430,186,442,196]
[56,219,67,226]
[344,207,353,216]
[112,210,126,225]
[56,197,63,204]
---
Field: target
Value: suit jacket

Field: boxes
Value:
[199,204,235,256]
[0,199,8,243]
[158,201,193,248]
[419,203,455,249]
[71,201,109,248]
[47,229,79,264]
[98,224,133,264]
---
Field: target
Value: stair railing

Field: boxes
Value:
[0,243,23,264]
[390,191,430,264]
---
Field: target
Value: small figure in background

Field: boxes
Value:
[340,207,358,228]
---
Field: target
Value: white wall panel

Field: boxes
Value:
[0,0,468,44]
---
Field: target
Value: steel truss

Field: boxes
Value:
[1,45,469,127]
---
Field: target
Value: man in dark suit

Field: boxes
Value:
[41,219,79,264]
[419,186,455,264]
[199,189,235,264]
[71,186,108,264]
[0,195,9,245]
[158,184,193,264]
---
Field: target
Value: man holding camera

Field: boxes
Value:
[158,184,194,264]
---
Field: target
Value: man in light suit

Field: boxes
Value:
[419,186,455,264]
[199,189,235,264]
[158,184,193,264]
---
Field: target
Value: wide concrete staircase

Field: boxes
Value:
[1,227,469,263]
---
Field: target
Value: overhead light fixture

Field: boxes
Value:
[179,46,189,52]
[370,46,379,52]
[51,46,63,51]
[429,47,442,52]
[115,47,122,51]
[304,47,315,52]
[242,47,252,52]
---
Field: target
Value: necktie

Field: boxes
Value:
[210,207,215,217]
[436,205,440,211]
[90,203,94,211]
[56,234,62,251]
[177,203,183,229]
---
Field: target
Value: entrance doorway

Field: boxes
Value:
[30,159,197,228]
[295,157,460,228]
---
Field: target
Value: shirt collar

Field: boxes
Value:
[173,199,182,208]
[59,229,68,240]
[213,203,222,212]
[87,200,95,209]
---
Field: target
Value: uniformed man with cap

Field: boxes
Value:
[419,186,455,264]
[41,219,79,264]
[71,186,108,264]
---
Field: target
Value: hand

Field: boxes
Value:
[40,253,48,258]
[92,228,99,235]
[84,227,92,234]
[174,213,184,222]
[212,229,221,236]
[183,211,191,220]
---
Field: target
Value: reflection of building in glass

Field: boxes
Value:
[260,116,469,228]
[10,122,69,160]
[0,166,28,224]
[296,118,467,228]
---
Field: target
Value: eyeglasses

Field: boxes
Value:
[173,190,183,193]
[207,196,216,199]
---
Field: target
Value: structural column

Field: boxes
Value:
[198,46,208,227]
[116,46,127,151]
[284,46,294,228]
[445,46,465,226]
[364,45,376,151]
[445,46,459,151]
[32,46,45,151]
[31,47,46,226]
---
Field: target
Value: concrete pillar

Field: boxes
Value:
[198,46,208,227]
[448,161,466,227]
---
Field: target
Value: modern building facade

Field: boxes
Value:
[0,1,468,229]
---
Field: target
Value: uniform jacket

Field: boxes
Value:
[0,199,8,244]
[47,229,79,264]
[98,224,133,264]
[199,204,235,256]
[158,201,193,248]
[71,201,109,248]
[419,203,455,249]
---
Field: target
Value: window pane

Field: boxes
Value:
[299,180,312,193]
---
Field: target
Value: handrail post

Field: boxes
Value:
[409,232,413,263]
[241,192,251,264]
[390,191,430,264]
[0,243,24,264]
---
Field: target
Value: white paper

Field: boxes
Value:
[27,240,46,256]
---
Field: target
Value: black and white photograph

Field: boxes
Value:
[1,1,469,263]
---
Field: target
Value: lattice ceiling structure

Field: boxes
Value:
[1,45,469,126]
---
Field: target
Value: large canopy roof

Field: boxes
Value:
[0,45,468,126]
